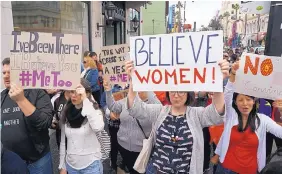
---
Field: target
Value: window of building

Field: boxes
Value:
[11,1,91,53]
[103,2,126,46]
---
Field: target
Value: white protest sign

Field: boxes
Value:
[234,53,282,100]
[240,1,271,15]
[10,31,82,89]
[130,31,223,92]
[100,44,130,86]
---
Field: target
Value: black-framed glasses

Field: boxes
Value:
[169,91,186,97]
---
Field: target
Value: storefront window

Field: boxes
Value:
[11,1,90,53]
[102,1,126,46]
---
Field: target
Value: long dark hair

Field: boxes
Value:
[232,92,260,132]
[61,79,100,125]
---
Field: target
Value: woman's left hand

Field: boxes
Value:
[218,59,230,79]
[273,99,282,112]
[76,85,87,101]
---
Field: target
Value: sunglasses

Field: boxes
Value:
[83,61,86,64]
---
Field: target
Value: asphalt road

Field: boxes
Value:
[49,129,278,174]
[49,129,118,174]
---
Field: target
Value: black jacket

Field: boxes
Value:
[1,89,53,161]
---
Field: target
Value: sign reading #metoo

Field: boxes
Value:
[9,31,82,90]
[100,44,130,86]
[235,53,282,100]
[130,31,223,92]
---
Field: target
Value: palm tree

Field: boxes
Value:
[208,17,223,30]
[175,1,183,32]
[223,11,230,37]
[200,25,209,31]
[232,3,240,20]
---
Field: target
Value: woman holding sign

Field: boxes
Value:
[124,59,229,174]
[58,79,104,174]
[214,61,282,174]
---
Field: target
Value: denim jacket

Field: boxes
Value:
[83,69,100,92]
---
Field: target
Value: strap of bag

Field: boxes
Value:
[84,69,91,79]
[135,118,148,139]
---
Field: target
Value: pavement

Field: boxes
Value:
[49,129,278,174]
[49,129,123,174]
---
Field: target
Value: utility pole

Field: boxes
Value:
[184,1,186,24]
[256,14,261,46]
[265,1,282,57]
[152,19,155,34]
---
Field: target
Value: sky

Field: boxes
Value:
[169,1,222,29]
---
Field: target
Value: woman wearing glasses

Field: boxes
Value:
[123,59,229,174]
[81,56,101,106]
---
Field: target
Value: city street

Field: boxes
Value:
[49,129,278,174]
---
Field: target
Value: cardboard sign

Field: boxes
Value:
[130,31,223,92]
[234,53,282,100]
[100,44,130,86]
[9,31,82,89]
[113,90,128,101]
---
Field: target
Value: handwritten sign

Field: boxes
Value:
[234,53,282,100]
[9,31,82,89]
[100,44,130,86]
[113,90,128,101]
[130,31,223,92]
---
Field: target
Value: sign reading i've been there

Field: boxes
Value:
[10,31,82,90]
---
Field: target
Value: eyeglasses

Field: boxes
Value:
[169,91,186,96]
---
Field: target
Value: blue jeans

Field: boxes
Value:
[215,163,238,174]
[27,152,53,174]
[146,161,157,174]
[66,160,103,174]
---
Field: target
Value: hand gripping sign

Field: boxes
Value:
[130,31,224,92]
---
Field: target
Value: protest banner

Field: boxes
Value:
[234,53,282,100]
[130,31,223,92]
[240,1,271,15]
[9,31,82,90]
[100,44,130,86]
[113,89,129,101]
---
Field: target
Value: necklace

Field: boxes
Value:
[170,113,185,143]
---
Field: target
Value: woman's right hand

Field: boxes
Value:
[231,60,239,74]
[103,79,111,91]
[60,169,67,174]
[125,60,134,77]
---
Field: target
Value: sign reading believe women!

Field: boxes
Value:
[130,31,224,92]
[9,31,82,90]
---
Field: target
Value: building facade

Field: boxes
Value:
[1,1,147,59]
[139,1,169,35]
[219,1,269,47]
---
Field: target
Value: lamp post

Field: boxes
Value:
[127,15,140,34]
[97,2,116,30]
[104,2,116,26]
